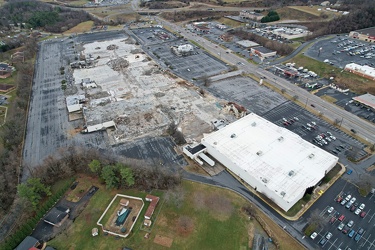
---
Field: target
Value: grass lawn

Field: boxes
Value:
[217,17,245,28]
[287,54,375,94]
[320,94,337,103]
[277,7,322,22]
[48,176,304,250]
[64,21,94,35]
[289,5,340,19]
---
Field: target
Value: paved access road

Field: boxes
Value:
[156,16,375,144]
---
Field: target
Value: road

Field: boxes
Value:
[155,16,375,144]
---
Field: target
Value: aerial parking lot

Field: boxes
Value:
[262,102,367,161]
[306,179,375,250]
[305,36,375,69]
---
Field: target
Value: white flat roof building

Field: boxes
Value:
[201,113,338,212]
[344,63,375,80]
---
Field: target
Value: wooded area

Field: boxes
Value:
[0,0,98,33]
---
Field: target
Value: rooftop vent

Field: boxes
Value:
[278,136,284,141]
[251,122,256,127]
[280,191,286,197]
[230,133,236,138]
[261,178,268,183]
[256,150,263,156]
[288,170,295,177]
[308,153,315,159]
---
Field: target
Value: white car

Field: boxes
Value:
[294,117,299,121]
[282,118,288,122]
[310,232,318,239]
[355,208,361,215]
[330,135,336,140]
[311,121,316,125]
[326,232,333,240]
[307,123,312,127]
[327,207,334,213]
[345,195,352,201]
[350,197,356,203]
[359,203,365,210]
[326,137,331,142]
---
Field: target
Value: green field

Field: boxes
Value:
[287,54,375,94]
[48,178,273,250]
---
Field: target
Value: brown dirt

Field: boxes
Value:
[205,193,234,221]
[154,234,173,248]
[85,212,92,223]
[248,223,256,248]
[176,216,194,237]
[65,175,96,202]
[366,165,375,172]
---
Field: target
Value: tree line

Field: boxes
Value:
[229,29,294,56]
[0,0,99,33]
[0,37,37,212]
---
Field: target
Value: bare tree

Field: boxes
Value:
[308,209,325,230]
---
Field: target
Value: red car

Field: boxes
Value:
[338,215,345,221]
[336,196,343,203]
[329,217,336,224]
[360,211,366,218]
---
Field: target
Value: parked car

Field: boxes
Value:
[310,232,318,239]
[360,211,366,218]
[342,226,349,234]
[329,217,336,224]
[348,229,355,238]
[319,238,327,245]
[355,208,361,215]
[327,207,334,213]
[355,233,361,242]
[347,220,354,228]
[350,197,356,203]
[345,195,351,201]
[338,215,345,221]
[337,222,345,230]
[359,203,365,210]
[347,169,353,175]
[350,205,356,212]
[326,232,333,240]
[358,228,364,235]
[345,202,353,209]
[336,196,343,203]
[341,199,347,206]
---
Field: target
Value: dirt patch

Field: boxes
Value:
[248,223,255,248]
[65,175,97,202]
[192,191,206,210]
[205,193,234,221]
[366,165,375,172]
[0,84,15,92]
[176,216,194,237]
[154,234,173,248]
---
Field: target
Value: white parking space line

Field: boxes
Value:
[361,234,371,248]
[368,210,375,223]
[327,238,337,250]
[368,238,375,250]
[336,241,343,250]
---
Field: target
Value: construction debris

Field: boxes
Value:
[224,102,247,118]
[107,58,129,71]
[107,44,119,50]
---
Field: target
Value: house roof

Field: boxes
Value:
[145,195,159,219]
[15,236,39,250]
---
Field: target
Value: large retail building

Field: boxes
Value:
[201,113,339,211]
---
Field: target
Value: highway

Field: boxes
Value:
[155,16,375,145]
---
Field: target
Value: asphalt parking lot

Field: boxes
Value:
[305,36,375,69]
[262,102,367,161]
[132,27,179,46]
[206,76,287,115]
[315,88,375,124]
[305,178,375,250]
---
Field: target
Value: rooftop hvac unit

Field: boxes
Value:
[231,133,236,138]
[308,153,315,159]
[280,191,286,197]
[261,178,268,183]
[256,151,263,156]
[251,122,256,127]
[278,136,284,141]
[288,170,295,176]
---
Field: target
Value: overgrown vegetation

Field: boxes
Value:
[0,37,37,212]
[261,10,280,23]
[161,10,238,22]
[0,0,98,34]
[230,29,294,56]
